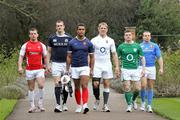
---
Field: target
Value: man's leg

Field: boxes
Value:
[147,79,154,113]
[53,76,62,112]
[123,80,133,112]
[37,76,45,112]
[92,78,100,110]
[27,79,36,113]
[62,86,69,111]
[140,76,147,111]
[132,81,141,110]
[81,75,89,114]
[102,79,110,112]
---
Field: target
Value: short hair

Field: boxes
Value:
[98,22,108,28]
[76,23,86,29]
[29,27,38,33]
[124,30,132,34]
[143,31,151,35]
[56,19,64,24]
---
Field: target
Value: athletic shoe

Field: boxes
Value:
[140,102,146,111]
[28,106,36,113]
[83,103,89,114]
[63,104,68,111]
[147,105,153,113]
[132,101,138,110]
[93,100,100,110]
[54,105,62,112]
[75,105,82,113]
[37,104,45,112]
[102,104,110,112]
[126,105,132,112]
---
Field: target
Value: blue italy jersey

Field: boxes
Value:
[48,33,72,62]
[140,41,161,67]
[68,37,94,67]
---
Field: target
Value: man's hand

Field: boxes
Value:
[159,68,163,75]
[47,64,52,73]
[114,67,120,79]
[141,67,145,77]
[18,67,24,76]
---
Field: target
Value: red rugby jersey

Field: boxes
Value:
[20,40,47,70]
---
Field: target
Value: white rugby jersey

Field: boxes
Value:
[91,35,116,65]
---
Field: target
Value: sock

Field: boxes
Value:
[147,89,154,105]
[63,87,68,104]
[38,88,44,105]
[93,83,100,100]
[140,88,146,103]
[75,89,81,105]
[82,88,88,104]
[103,88,110,105]
[28,90,35,107]
[125,91,133,105]
[55,87,61,105]
[132,90,139,101]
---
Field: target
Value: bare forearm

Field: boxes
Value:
[158,57,163,70]
[66,54,72,71]
[112,52,119,69]
[89,54,94,70]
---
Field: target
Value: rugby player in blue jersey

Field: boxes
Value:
[47,20,72,112]
[139,31,163,113]
[66,23,94,114]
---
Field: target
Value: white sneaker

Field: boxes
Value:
[75,105,82,113]
[140,102,146,111]
[83,103,89,114]
[126,105,132,112]
[147,105,153,113]
[63,104,68,111]
[132,101,138,110]
[93,100,100,110]
[37,104,45,112]
[54,105,62,112]
[102,104,110,112]
[28,106,36,113]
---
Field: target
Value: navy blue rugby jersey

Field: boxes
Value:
[68,37,94,67]
[48,33,72,62]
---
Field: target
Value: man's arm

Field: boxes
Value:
[158,57,163,75]
[140,56,146,77]
[18,55,24,76]
[66,52,72,73]
[89,53,94,77]
[46,46,52,72]
[112,52,120,78]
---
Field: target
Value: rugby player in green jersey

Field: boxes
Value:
[117,30,145,112]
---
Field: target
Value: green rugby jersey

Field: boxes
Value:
[117,42,144,69]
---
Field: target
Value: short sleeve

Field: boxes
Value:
[110,40,116,53]
[155,44,161,58]
[67,41,73,53]
[19,43,27,56]
[88,41,94,54]
[41,43,47,57]
[138,45,144,57]
[117,45,122,58]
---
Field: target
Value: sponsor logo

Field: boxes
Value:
[53,39,57,42]
[126,54,134,61]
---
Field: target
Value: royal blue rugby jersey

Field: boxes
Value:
[68,37,94,67]
[140,41,161,67]
[48,32,72,62]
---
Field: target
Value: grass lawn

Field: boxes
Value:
[152,98,180,120]
[0,99,17,120]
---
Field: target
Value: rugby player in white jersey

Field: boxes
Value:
[91,22,120,112]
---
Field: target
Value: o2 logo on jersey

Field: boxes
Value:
[100,47,107,54]
[126,54,134,61]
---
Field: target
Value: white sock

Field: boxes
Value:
[28,90,35,107]
[38,88,44,105]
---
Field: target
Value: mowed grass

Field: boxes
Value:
[153,98,180,120]
[0,99,17,120]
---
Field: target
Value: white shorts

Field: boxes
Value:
[93,64,113,79]
[51,62,66,77]
[26,69,45,80]
[121,68,141,81]
[71,66,90,79]
[139,66,156,80]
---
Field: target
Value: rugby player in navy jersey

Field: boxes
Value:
[47,20,72,112]
[66,23,94,114]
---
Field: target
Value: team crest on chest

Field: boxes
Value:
[83,42,87,46]
[53,39,57,42]
[106,40,108,43]
[133,48,137,52]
